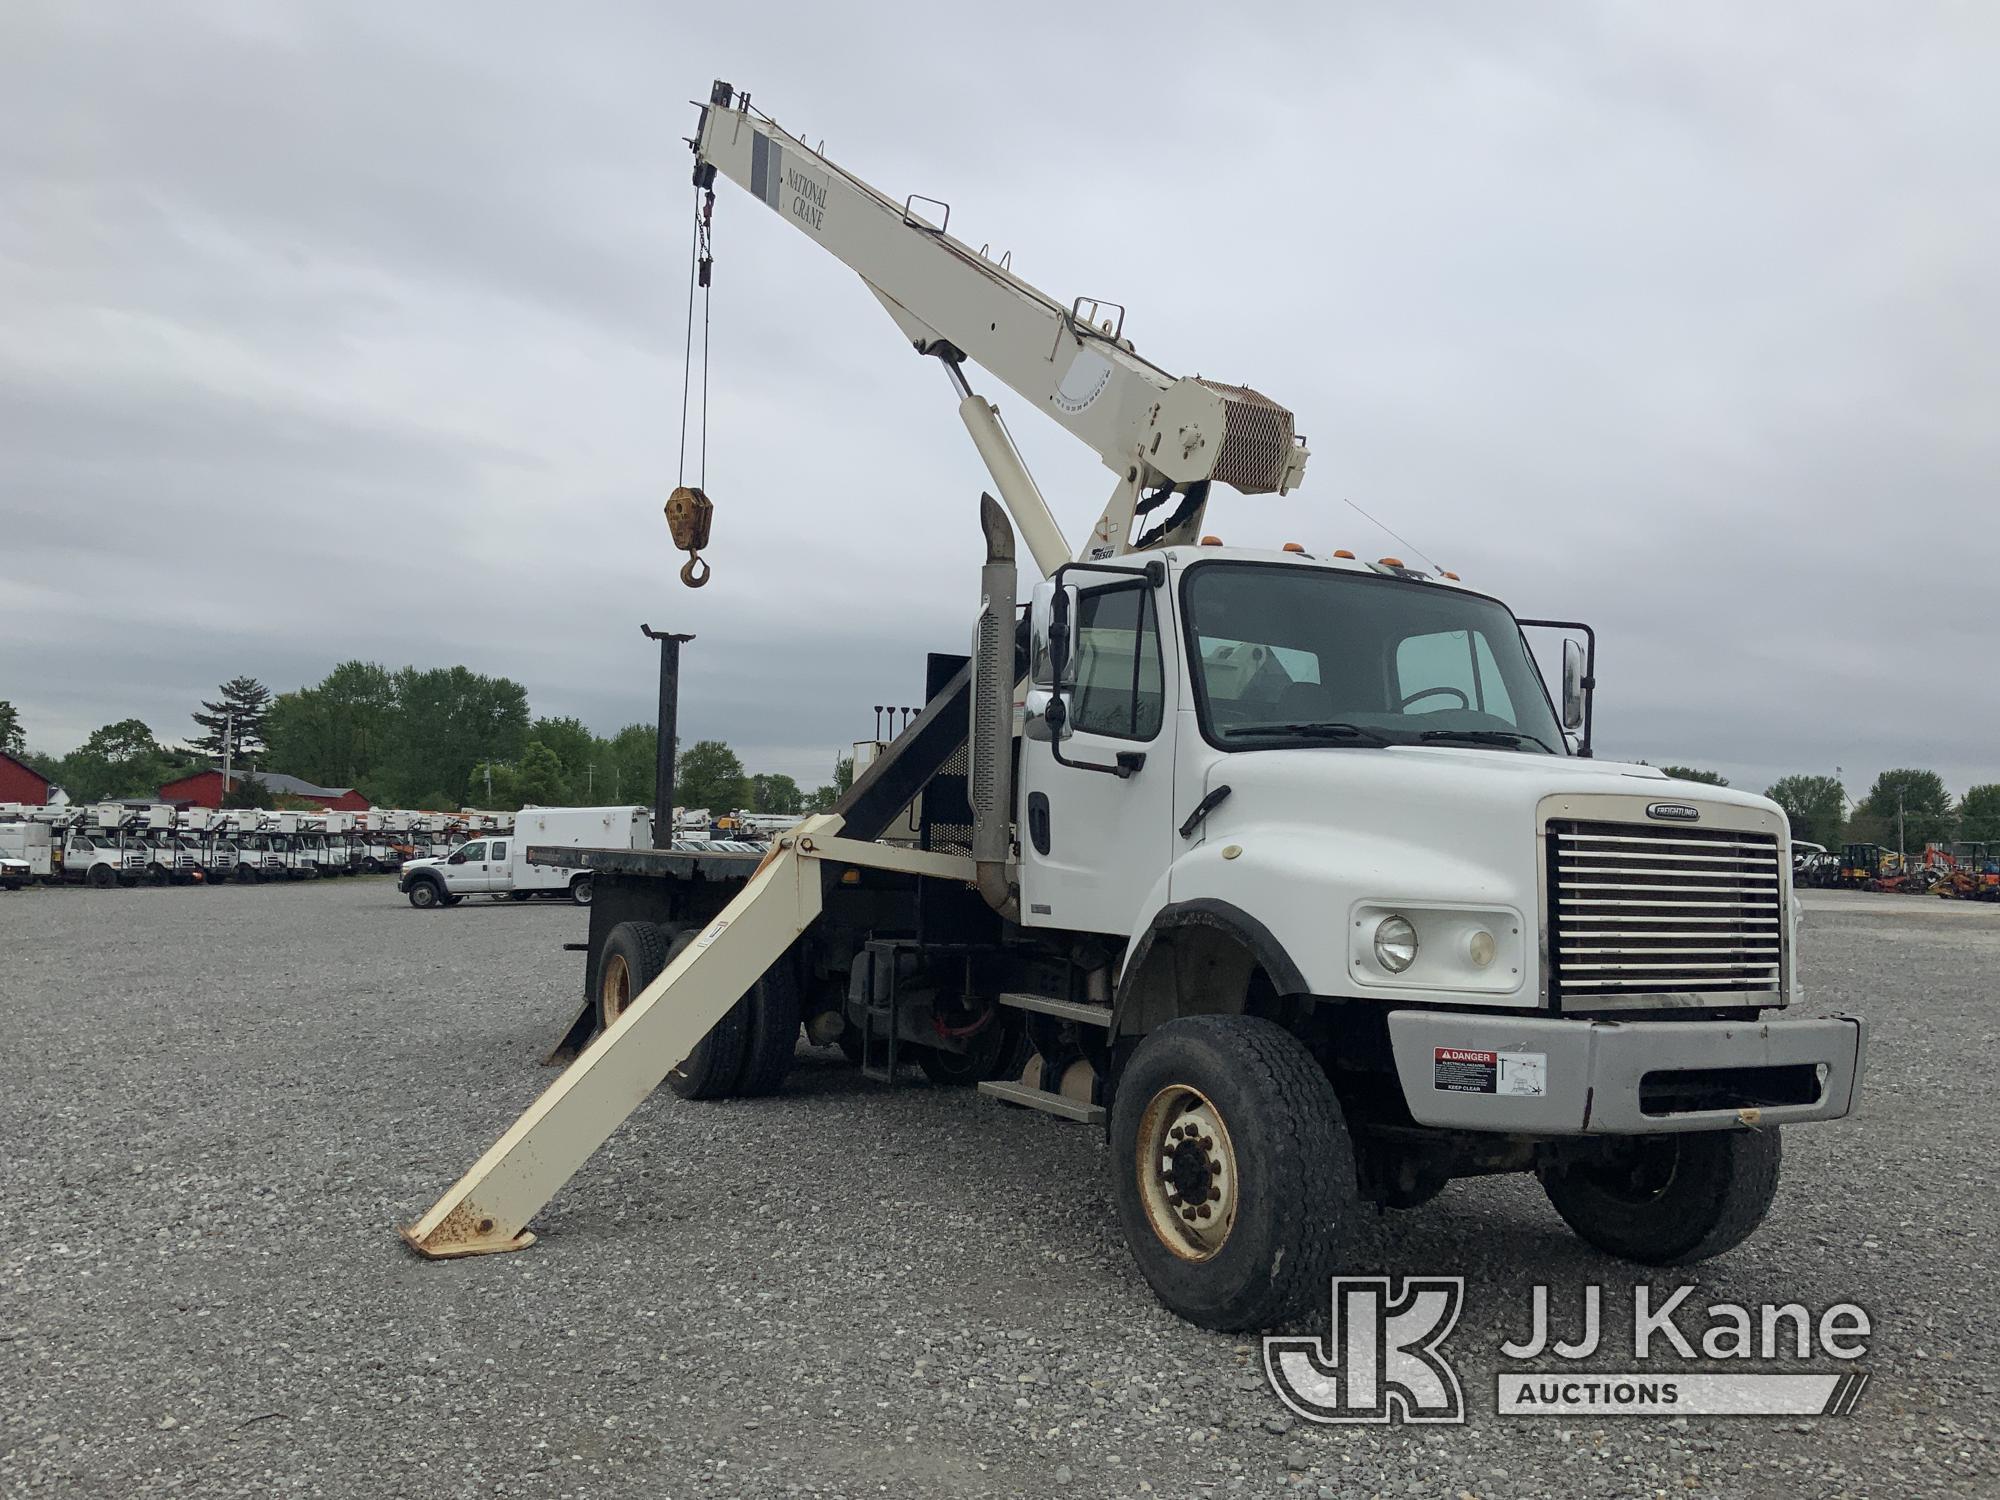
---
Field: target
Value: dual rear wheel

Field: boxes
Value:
[594,919,800,1100]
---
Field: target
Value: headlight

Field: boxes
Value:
[1373,914,1419,973]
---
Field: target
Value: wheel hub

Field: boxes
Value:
[1135,1085,1237,1261]
[601,953,632,1023]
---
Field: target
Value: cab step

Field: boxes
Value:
[996,991,1113,1027]
[976,1079,1107,1125]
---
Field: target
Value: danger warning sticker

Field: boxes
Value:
[1433,1047,1548,1097]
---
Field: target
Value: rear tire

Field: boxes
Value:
[730,945,803,1097]
[596,920,674,1032]
[1108,1015,1361,1332]
[1539,1128,1781,1265]
[663,928,751,1101]
[570,875,593,906]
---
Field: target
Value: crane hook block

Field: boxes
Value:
[665,485,714,589]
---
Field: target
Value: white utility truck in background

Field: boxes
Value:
[404,83,1866,1332]
[399,805,650,909]
[0,814,54,887]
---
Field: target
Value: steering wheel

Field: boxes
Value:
[1399,686,1470,711]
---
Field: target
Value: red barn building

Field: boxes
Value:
[0,751,50,806]
[158,769,371,812]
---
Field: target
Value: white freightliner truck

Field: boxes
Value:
[404,84,1865,1331]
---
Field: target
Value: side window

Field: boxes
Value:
[1069,584,1164,740]
[458,841,486,862]
[490,841,507,862]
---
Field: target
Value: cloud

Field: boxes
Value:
[2,0,1995,803]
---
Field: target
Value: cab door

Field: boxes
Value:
[449,840,491,892]
[1020,565,1178,937]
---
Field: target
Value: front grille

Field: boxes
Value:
[1546,821,1783,1004]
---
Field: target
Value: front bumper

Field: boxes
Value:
[1386,1010,1865,1135]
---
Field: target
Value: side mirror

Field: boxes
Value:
[448,853,465,865]
[1561,639,1586,731]
[1047,583,1073,685]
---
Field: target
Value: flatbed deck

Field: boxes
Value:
[523,843,762,877]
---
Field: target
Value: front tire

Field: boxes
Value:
[87,864,116,889]
[406,880,441,910]
[1539,1128,1781,1265]
[1108,1015,1361,1332]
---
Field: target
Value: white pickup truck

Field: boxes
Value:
[399,805,652,909]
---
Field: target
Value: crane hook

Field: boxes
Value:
[665,485,714,589]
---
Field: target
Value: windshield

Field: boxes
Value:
[1182,563,1565,752]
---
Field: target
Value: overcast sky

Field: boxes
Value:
[3,2,1995,800]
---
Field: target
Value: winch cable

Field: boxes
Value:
[669,186,718,586]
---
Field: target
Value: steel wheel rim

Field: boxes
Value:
[1135,1083,1238,1261]
[601,952,632,1023]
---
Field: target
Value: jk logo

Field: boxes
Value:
[1264,1277,1466,1424]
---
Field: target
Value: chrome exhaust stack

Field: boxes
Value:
[971,493,1019,920]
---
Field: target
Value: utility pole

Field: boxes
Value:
[1897,786,1907,866]
[484,764,493,804]
[220,709,234,807]
[587,764,595,798]
[641,625,694,849]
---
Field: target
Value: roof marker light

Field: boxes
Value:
[1282,542,1305,553]
[1441,570,1460,580]
[1379,556,1404,567]
[1199,535,1223,546]
[1333,549,1355,559]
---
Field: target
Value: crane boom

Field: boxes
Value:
[690,82,1309,574]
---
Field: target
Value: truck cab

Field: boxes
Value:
[64,820,145,887]
[1019,545,1793,1016]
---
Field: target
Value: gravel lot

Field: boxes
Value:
[1,880,1994,1497]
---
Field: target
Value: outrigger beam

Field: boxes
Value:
[402,815,843,1259]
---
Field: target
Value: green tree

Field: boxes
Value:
[675,739,746,812]
[515,742,570,807]
[600,723,657,807]
[266,661,400,788]
[1956,784,2000,844]
[188,676,272,762]
[805,753,856,812]
[1765,774,1847,848]
[530,716,596,797]
[56,719,173,802]
[0,699,22,756]
[749,772,804,815]
[1659,765,1730,787]
[377,665,530,808]
[222,772,275,810]
[1860,768,1955,850]
[467,760,523,809]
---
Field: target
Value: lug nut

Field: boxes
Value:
[1209,1186,1222,1202]
[1196,1204,1212,1219]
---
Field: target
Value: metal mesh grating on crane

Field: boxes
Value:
[1196,379,1298,495]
